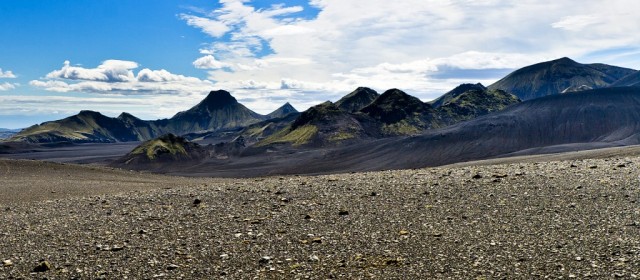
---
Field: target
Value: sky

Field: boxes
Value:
[1,0,640,129]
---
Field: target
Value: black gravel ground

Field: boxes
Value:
[1,157,640,279]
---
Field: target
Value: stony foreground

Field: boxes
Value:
[1,157,640,279]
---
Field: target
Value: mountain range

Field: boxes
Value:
[4,57,640,175]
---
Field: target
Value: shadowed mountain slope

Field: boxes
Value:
[611,71,640,87]
[488,57,636,100]
[312,87,640,173]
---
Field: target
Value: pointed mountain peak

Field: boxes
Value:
[117,112,139,120]
[336,87,380,113]
[198,90,238,110]
[267,102,299,119]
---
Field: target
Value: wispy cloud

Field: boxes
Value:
[0,82,17,91]
[552,15,602,31]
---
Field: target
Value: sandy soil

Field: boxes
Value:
[1,151,640,278]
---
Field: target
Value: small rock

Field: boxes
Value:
[220,253,229,259]
[193,198,202,206]
[589,165,598,169]
[304,214,312,220]
[370,192,377,196]
[338,210,349,216]
[309,255,320,262]
[617,164,626,168]
[472,174,482,179]
[138,229,148,234]
[399,230,409,235]
[311,237,322,244]
[259,256,272,265]
[575,256,583,261]
[166,264,180,271]
[32,261,52,272]
[3,259,13,267]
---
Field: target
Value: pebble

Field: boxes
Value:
[32,261,52,272]
[3,259,13,267]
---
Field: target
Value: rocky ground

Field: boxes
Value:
[1,156,640,279]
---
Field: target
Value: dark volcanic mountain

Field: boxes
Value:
[335,87,379,113]
[436,87,520,125]
[611,71,640,87]
[360,89,440,135]
[8,111,142,143]
[316,87,640,173]
[266,102,298,119]
[258,101,375,147]
[430,83,487,108]
[157,90,265,135]
[488,57,636,100]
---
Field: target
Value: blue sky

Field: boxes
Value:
[1,0,639,128]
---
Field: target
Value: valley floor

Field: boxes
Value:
[1,153,640,278]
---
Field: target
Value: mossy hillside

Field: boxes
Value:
[131,138,188,160]
[257,124,318,147]
[437,89,520,124]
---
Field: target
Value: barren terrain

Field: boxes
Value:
[2,150,640,278]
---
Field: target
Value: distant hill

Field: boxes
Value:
[335,87,379,113]
[8,111,143,143]
[0,128,21,140]
[8,90,270,144]
[266,102,298,119]
[488,57,636,100]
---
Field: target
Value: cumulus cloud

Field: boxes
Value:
[0,68,16,78]
[31,60,214,95]
[193,55,232,69]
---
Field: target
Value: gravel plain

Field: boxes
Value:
[1,156,640,279]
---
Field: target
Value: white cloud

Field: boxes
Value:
[31,60,214,95]
[552,15,602,31]
[0,68,16,78]
[193,55,232,69]
[0,82,17,91]
[179,14,230,38]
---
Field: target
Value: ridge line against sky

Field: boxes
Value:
[1,0,639,129]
